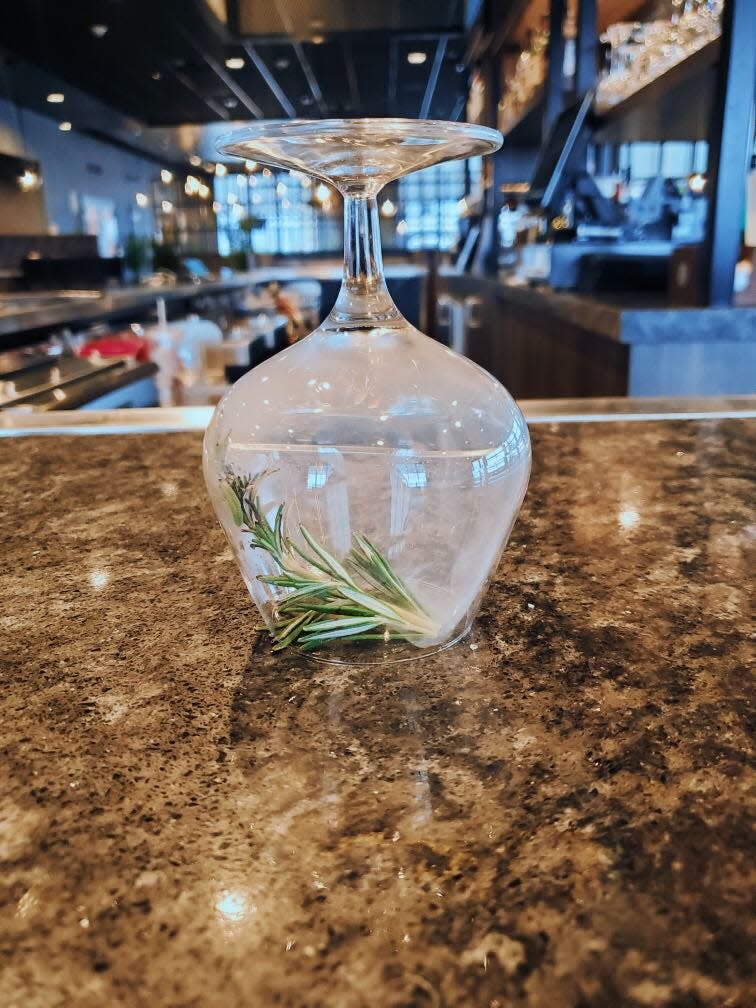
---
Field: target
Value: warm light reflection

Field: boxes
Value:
[619,508,641,530]
[688,172,707,194]
[88,569,109,590]
[18,169,41,192]
[215,890,249,922]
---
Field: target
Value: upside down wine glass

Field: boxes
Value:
[203,119,531,664]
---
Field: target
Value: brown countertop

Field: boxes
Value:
[1,416,753,1006]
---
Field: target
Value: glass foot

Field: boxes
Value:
[298,623,474,667]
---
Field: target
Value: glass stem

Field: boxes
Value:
[329,194,400,326]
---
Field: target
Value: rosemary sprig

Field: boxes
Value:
[223,470,439,652]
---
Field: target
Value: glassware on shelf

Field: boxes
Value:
[596,1,723,110]
[498,25,549,135]
[203,120,531,665]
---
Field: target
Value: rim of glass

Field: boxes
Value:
[217,118,503,177]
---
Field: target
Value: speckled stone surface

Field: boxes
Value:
[0,420,753,1008]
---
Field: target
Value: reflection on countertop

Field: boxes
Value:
[0,416,753,1006]
[2,394,756,437]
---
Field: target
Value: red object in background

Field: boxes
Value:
[273,291,298,319]
[78,331,150,362]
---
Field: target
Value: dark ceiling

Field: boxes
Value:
[0,0,470,126]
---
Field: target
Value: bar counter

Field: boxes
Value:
[440,273,756,399]
[1,401,753,1006]
[0,279,253,345]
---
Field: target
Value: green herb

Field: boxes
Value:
[223,470,439,653]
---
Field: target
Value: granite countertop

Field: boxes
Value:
[1,418,753,1006]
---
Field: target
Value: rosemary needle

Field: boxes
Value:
[223,470,439,652]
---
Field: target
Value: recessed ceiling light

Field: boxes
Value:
[300,95,313,107]
[58,121,72,132]
[274,58,290,70]
[151,71,162,81]
[47,92,65,103]
[135,192,149,208]
[311,34,325,44]
[160,169,173,184]
[223,97,238,109]
[189,155,202,167]
[245,160,257,172]
[215,163,227,177]
[90,24,108,38]
[225,57,245,70]
[407,51,427,65]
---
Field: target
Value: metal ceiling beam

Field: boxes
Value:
[201,52,263,118]
[341,40,360,111]
[220,30,464,45]
[242,41,296,116]
[172,18,263,119]
[271,0,327,115]
[395,32,459,41]
[450,93,466,121]
[292,41,326,115]
[171,68,231,121]
[420,37,447,119]
[387,37,399,110]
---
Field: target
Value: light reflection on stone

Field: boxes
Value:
[618,507,641,530]
[215,889,251,923]
[88,568,109,590]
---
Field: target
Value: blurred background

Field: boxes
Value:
[0,0,753,413]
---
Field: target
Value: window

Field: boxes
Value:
[397,157,480,251]
[214,170,341,256]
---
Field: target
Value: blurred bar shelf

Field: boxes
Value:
[593,38,720,144]
[499,88,545,145]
